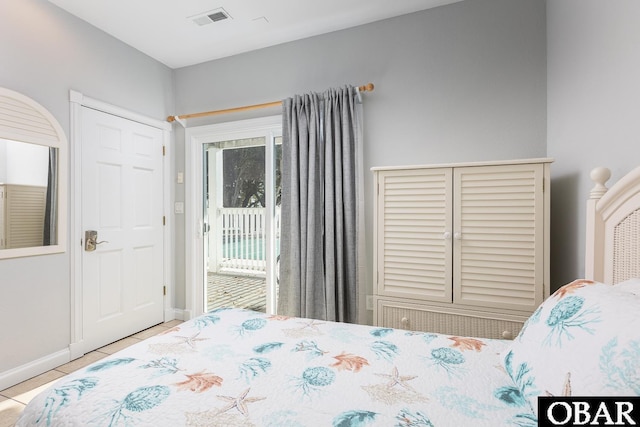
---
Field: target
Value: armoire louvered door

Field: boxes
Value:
[453,164,545,312]
[376,168,452,303]
[0,184,47,249]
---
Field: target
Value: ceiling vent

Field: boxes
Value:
[191,8,232,26]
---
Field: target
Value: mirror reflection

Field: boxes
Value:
[0,138,58,249]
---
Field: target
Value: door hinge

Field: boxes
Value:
[163,285,166,296]
[163,216,166,226]
[543,177,546,192]
[162,145,166,156]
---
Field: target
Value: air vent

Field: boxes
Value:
[191,8,231,26]
[208,11,228,22]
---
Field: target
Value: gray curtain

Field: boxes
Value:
[278,86,363,323]
[43,147,58,245]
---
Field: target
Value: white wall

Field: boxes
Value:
[0,0,173,382]
[0,141,6,183]
[173,0,547,313]
[547,0,640,286]
[2,140,49,187]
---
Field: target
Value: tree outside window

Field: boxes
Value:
[222,145,281,208]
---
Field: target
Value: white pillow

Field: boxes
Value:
[616,277,640,295]
[500,279,640,416]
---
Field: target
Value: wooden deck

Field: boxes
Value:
[206,272,266,313]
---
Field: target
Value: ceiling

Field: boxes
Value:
[47,0,463,69]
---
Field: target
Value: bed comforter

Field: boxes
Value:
[16,308,535,426]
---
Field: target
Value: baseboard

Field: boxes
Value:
[0,349,70,391]
[169,308,187,321]
[69,341,85,361]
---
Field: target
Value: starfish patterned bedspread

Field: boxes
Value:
[16,308,534,426]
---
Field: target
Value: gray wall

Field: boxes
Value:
[547,0,640,286]
[0,0,173,374]
[173,0,547,311]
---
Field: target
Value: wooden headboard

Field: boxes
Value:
[585,165,640,284]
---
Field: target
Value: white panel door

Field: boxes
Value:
[81,107,164,352]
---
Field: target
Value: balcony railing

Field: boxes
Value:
[207,207,280,275]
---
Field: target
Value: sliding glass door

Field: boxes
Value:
[185,116,282,317]
[203,136,281,313]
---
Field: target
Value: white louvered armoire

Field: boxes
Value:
[0,184,47,249]
[372,158,552,339]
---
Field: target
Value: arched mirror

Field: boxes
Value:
[0,87,67,259]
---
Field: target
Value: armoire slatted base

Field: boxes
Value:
[375,298,527,340]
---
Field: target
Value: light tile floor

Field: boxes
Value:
[0,319,183,427]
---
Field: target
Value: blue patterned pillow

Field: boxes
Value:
[500,279,640,416]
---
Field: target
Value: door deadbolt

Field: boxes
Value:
[85,230,109,252]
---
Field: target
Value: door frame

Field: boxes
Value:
[185,115,282,320]
[68,90,172,359]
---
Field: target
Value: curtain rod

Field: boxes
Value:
[166,83,374,124]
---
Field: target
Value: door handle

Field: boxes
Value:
[85,230,109,252]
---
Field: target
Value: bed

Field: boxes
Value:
[16,165,640,426]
